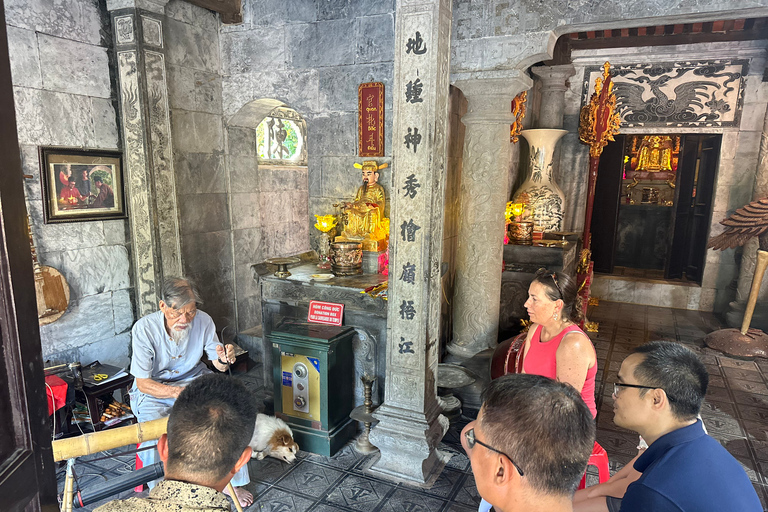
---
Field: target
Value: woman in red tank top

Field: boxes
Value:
[520,269,597,417]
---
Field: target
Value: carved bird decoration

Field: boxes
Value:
[615,76,719,123]
[708,197,768,251]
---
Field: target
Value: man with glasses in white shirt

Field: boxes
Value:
[129,277,253,507]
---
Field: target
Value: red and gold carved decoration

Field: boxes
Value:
[579,62,621,158]
[358,82,385,157]
[579,61,621,249]
[510,90,528,143]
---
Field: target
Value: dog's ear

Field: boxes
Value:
[279,433,292,445]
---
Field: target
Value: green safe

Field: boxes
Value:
[269,322,357,456]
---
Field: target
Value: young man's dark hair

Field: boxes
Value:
[165,373,258,483]
[631,340,708,420]
[464,374,595,512]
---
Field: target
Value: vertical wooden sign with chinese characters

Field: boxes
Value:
[358,82,384,157]
[368,0,452,484]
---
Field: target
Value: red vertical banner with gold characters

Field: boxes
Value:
[358,82,384,157]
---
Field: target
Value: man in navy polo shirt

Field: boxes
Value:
[611,341,760,512]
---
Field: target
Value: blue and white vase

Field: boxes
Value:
[512,129,568,233]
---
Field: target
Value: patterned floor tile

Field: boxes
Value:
[451,473,482,508]
[700,411,745,438]
[379,488,447,512]
[324,474,394,511]
[596,429,642,458]
[440,443,471,472]
[743,420,768,442]
[733,390,768,409]
[418,467,465,499]
[723,366,764,381]
[275,460,344,498]
[442,504,476,512]
[306,443,371,471]
[718,357,759,370]
[729,379,768,396]
[252,487,316,512]
[248,455,300,483]
[700,399,737,417]
[309,504,355,512]
[737,404,768,423]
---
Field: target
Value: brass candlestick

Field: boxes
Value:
[349,374,379,454]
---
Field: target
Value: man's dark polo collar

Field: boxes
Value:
[634,419,704,473]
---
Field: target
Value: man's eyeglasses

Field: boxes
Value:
[165,305,197,320]
[613,382,676,402]
[465,427,524,476]
[536,268,563,300]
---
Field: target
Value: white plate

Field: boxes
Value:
[310,274,334,280]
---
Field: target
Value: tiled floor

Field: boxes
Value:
[58,301,768,511]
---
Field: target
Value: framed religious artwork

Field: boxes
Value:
[358,82,384,157]
[39,147,126,224]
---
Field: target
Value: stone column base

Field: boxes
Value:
[369,404,450,484]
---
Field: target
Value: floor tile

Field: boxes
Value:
[306,443,370,471]
[718,357,759,370]
[275,460,344,498]
[252,487,316,512]
[324,474,394,511]
[248,455,299,483]
[730,379,768,395]
[451,473,482,508]
[379,488,447,512]
[723,366,765,382]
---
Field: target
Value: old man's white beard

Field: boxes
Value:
[171,323,190,345]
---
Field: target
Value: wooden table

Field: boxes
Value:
[79,373,135,432]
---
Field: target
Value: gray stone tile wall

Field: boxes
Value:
[7,0,132,368]
[221,0,395,333]
[165,0,235,329]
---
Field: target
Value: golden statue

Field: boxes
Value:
[636,135,674,172]
[336,160,389,251]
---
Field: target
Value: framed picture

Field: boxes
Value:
[39,147,126,224]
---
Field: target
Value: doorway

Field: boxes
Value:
[591,134,721,284]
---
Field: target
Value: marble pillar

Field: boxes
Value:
[531,65,576,129]
[446,74,532,358]
[107,0,182,315]
[368,0,452,484]
[531,64,575,189]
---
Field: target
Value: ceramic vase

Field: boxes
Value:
[512,129,568,232]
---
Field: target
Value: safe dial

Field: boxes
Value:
[294,363,308,378]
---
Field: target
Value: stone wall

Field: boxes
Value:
[450,1,768,78]
[220,0,396,260]
[5,0,132,367]
[560,41,768,313]
[164,1,235,327]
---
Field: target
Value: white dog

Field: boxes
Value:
[248,414,299,463]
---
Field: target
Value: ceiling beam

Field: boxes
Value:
[183,0,242,24]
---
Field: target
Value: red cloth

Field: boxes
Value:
[45,375,68,416]
[522,324,598,417]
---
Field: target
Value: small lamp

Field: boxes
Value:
[314,214,338,270]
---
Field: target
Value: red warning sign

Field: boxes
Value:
[307,300,344,326]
